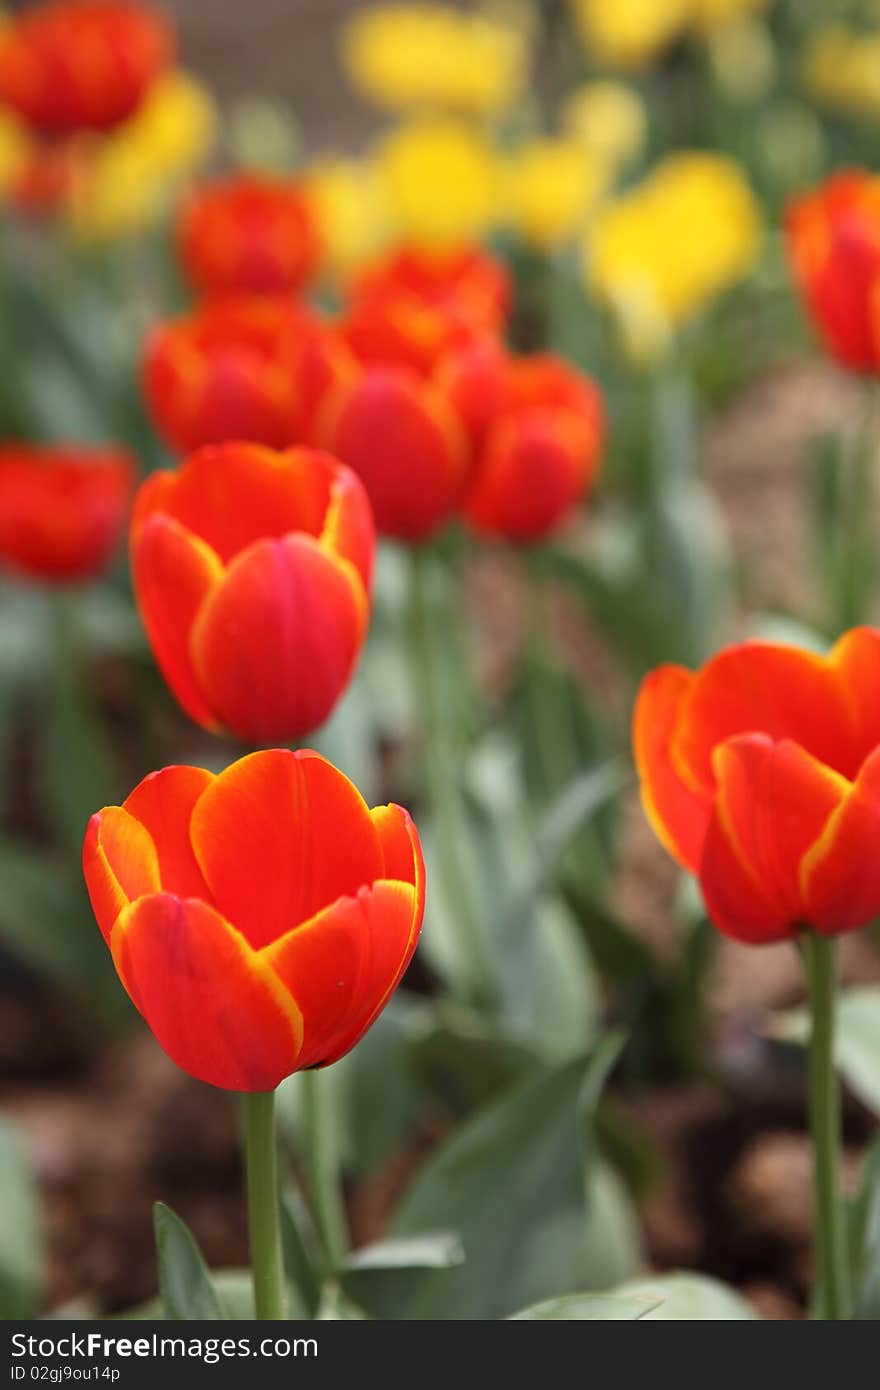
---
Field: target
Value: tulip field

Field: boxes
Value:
[1,0,880,1337]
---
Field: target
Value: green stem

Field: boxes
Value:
[408,546,493,1005]
[302,1068,347,1275]
[803,933,850,1320]
[243,1090,286,1321]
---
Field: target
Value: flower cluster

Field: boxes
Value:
[141,216,606,548]
[0,1,215,239]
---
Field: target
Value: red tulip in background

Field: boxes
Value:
[130,442,374,742]
[0,0,175,134]
[318,364,469,541]
[454,350,606,541]
[0,443,134,582]
[83,748,424,1090]
[141,296,344,453]
[786,170,880,372]
[177,174,322,298]
[343,245,511,376]
[634,628,880,944]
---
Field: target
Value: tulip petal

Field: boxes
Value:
[264,879,420,1069]
[145,443,335,565]
[320,367,468,540]
[371,802,423,889]
[830,626,880,760]
[111,893,304,1091]
[465,410,595,541]
[190,749,384,950]
[633,664,710,871]
[123,765,215,899]
[131,512,223,731]
[673,643,859,792]
[82,806,161,944]
[699,735,847,944]
[802,746,880,935]
[190,534,366,743]
[319,466,375,594]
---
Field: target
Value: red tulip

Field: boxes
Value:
[0,1,175,134]
[83,748,424,1091]
[0,443,134,582]
[786,170,880,372]
[342,245,510,376]
[177,174,322,298]
[318,364,469,541]
[634,628,880,944]
[130,443,374,742]
[459,352,605,541]
[141,296,329,454]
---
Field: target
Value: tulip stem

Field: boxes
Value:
[803,933,850,1320]
[408,546,493,1005]
[244,1089,287,1320]
[302,1068,347,1275]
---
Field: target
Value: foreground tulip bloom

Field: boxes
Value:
[131,443,374,741]
[342,245,510,375]
[0,443,134,582]
[0,1,175,135]
[141,296,318,453]
[786,170,880,372]
[319,364,468,541]
[634,628,880,944]
[83,748,424,1090]
[177,174,321,297]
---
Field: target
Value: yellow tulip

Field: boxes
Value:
[586,151,761,360]
[803,25,880,121]
[342,3,527,115]
[689,0,770,32]
[569,0,689,69]
[561,81,647,170]
[306,156,392,277]
[502,137,609,252]
[373,115,502,249]
[0,109,29,196]
[65,70,216,242]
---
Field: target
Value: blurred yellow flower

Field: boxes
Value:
[306,156,392,277]
[561,81,646,170]
[342,3,526,115]
[65,70,216,242]
[689,0,770,32]
[569,0,689,69]
[373,116,501,249]
[586,151,761,361]
[502,137,608,252]
[0,109,28,194]
[803,25,880,121]
[706,17,776,103]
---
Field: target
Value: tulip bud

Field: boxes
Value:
[130,443,374,742]
[177,173,321,297]
[0,443,134,582]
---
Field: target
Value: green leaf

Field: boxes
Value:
[850,1135,880,1319]
[153,1202,224,1320]
[0,838,122,1015]
[352,1042,639,1319]
[0,1117,39,1318]
[509,1294,657,1320]
[610,1273,758,1320]
[766,987,880,1117]
[280,1188,321,1317]
[120,1269,258,1321]
[343,1232,464,1272]
[315,1283,368,1319]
